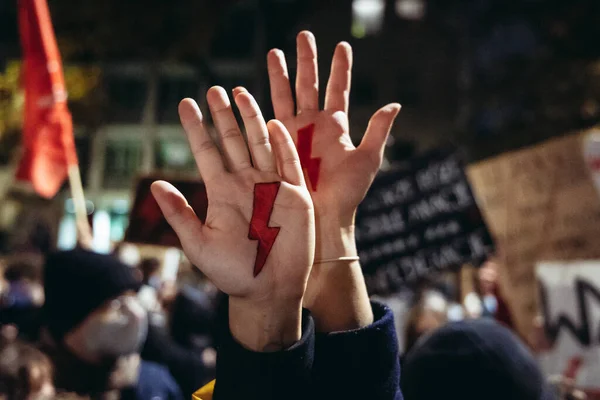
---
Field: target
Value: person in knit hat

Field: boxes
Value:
[39,249,183,400]
[401,318,556,400]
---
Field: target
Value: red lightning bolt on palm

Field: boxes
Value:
[248,182,281,277]
[297,124,321,191]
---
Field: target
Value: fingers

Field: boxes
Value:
[178,99,226,183]
[267,120,305,187]
[206,86,252,172]
[232,86,246,98]
[296,31,319,113]
[358,104,402,165]
[325,42,353,113]
[233,89,277,173]
[267,49,295,121]
[151,181,205,257]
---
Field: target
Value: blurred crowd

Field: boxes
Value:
[0,250,219,399]
[0,249,586,400]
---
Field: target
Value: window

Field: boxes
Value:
[154,138,196,174]
[104,75,147,123]
[157,76,201,124]
[102,140,143,189]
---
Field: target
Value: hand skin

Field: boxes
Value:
[263,31,401,332]
[152,87,315,352]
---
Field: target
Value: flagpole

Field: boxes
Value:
[67,164,93,249]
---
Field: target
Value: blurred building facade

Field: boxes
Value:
[0,0,598,251]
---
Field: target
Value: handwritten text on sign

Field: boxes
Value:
[536,261,600,393]
[356,148,494,294]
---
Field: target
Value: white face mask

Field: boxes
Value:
[83,296,148,358]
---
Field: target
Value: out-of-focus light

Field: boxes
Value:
[119,243,141,267]
[353,0,384,18]
[93,210,111,254]
[351,21,367,39]
[395,0,425,20]
[352,0,385,37]
[57,215,77,251]
[112,199,129,214]
[162,248,181,281]
[65,198,94,215]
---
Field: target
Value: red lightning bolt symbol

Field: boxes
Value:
[563,356,583,380]
[589,158,600,171]
[297,124,321,191]
[248,182,281,277]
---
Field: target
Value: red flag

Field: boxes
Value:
[15,0,78,199]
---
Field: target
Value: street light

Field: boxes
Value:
[352,0,385,38]
[395,0,425,21]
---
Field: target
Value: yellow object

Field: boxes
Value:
[192,380,215,400]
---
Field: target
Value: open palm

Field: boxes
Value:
[152,87,314,304]
[264,31,401,251]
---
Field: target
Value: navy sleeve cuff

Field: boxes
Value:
[213,306,315,400]
[313,301,403,400]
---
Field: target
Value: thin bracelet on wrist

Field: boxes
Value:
[314,256,360,265]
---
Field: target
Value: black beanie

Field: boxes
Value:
[401,318,555,400]
[43,249,141,341]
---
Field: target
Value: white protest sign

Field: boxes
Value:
[536,261,600,393]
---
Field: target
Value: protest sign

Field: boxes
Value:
[536,261,600,396]
[356,148,494,294]
[583,128,600,198]
[467,131,600,341]
[125,176,208,248]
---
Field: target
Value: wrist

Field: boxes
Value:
[314,219,358,261]
[229,297,303,352]
[305,261,374,331]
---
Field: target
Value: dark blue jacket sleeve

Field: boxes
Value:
[213,307,315,400]
[313,301,403,400]
[135,361,184,400]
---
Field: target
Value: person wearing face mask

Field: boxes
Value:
[39,249,183,400]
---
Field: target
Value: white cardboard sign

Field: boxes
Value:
[536,261,600,392]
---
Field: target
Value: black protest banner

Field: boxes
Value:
[125,176,208,248]
[356,148,494,294]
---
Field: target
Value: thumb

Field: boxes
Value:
[358,103,401,165]
[151,180,205,255]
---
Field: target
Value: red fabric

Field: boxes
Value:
[297,124,321,191]
[248,182,281,277]
[15,0,78,199]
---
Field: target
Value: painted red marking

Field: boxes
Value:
[589,158,600,171]
[297,124,321,191]
[248,182,281,277]
[563,356,584,380]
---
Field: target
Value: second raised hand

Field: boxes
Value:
[265,31,402,332]
[151,87,315,351]
[266,31,401,253]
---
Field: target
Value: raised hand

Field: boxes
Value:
[151,87,315,351]
[264,31,401,331]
